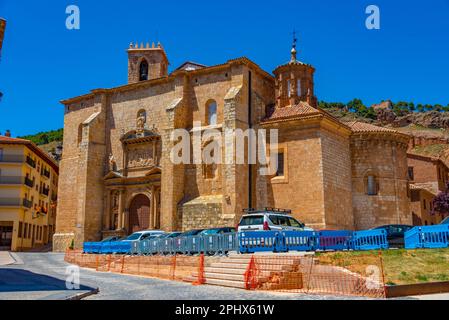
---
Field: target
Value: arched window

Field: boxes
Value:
[139,60,149,81]
[207,100,217,125]
[366,175,378,196]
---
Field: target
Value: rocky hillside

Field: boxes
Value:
[322,100,449,165]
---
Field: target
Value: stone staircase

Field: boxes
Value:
[184,253,253,288]
[183,253,310,289]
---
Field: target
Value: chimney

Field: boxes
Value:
[5,129,11,137]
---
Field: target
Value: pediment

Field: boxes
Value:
[121,128,160,145]
[145,166,162,176]
[104,171,124,180]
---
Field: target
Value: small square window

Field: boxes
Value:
[275,152,285,177]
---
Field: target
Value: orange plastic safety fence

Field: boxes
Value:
[244,253,386,298]
[192,253,205,285]
[244,255,259,290]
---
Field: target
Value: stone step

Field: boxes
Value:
[183,275,246,289]
[203,278,246,289]
[215,258,253,264]
[191,272,245,282]
[204,267,248,275]
[209,262,249,269]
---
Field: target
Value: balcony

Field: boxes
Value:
[24,177,34,188]
[40,186,50,197]
[25,156,36,168]
[41,168,50,179]
[23,198,33,208]
[0,154,24,163]
[0,176,22,185]
[0,198,32,208]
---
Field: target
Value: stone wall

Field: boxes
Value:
[181,195,234,231]
[407,154,448,192]
[266,122,326,229]
[320,127,354,229]
[351,134,411,229]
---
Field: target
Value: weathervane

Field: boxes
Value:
[290,29,298,63]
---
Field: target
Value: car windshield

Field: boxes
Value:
[168,232,182,238]
[182,230,203,236]
[101,237,114,242]
[269,215,303,228]
[201,229,220,235]
[441,217,449,225]
[126,233,142,240]
[240,215,264,226]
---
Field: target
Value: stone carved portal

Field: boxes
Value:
[128,194,151,233]
[127,144,155,169]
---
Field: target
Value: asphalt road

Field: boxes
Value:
[0,252,356,300]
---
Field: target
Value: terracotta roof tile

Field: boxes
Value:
[262,102,321,122]
[344,121,399,134]
[0,135,29,143]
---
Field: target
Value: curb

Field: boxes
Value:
[385,281,449,298]
[66,287,100,300]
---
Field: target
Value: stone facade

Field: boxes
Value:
[407,153,449,194]
[53,41,412,250]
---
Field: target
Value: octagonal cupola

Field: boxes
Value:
[274,35,317,108]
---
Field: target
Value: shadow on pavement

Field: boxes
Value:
[0,268,93,292]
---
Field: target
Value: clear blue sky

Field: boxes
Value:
[1,0,449,136]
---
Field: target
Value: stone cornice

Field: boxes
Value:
[60,57,274,105]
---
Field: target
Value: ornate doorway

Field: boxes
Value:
[128,194,151,234]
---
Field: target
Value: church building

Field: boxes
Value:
[53,40,411,251]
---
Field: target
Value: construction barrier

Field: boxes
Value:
[350,229,389,251]
[405,225,449,249]
[65,249,386,298]
[84,229,392,256]
[239,231,283,253]
[282,230,316,252]
[244,253,386,298]
[316,230,352,251]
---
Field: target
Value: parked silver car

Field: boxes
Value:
[121,230,166,245]
[237,208,313,232]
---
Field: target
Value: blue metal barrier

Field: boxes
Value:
[316,230,352,251]
[220,233,239,254]
[203,234,222,255]
[109,241,132,254]
[405,225,449,249]
[351,229,389,250]
[101,242,112,254]
[184,235,203,255]
[239,231,284,253]
[83,242,93,253]
[282,231,316,252]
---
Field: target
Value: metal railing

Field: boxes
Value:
[0,176,23,184]
[0,155,24,163]
[40,187,50,196]
[41,169,50,178]
[24,177,34,188]
[0,197,31,207]
[25,156,36,168]
[23,198,33,208]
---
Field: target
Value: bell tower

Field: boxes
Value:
[273,33,317,108]
[127,41,169,84]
